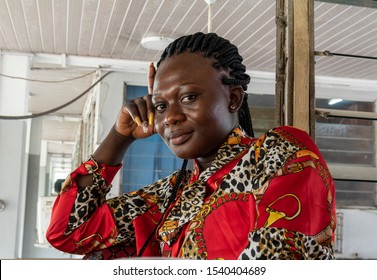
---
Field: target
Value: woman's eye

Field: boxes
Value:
[181,94,197,103]
[154,103,166,112]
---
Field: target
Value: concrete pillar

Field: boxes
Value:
[22,118,43,258]
[0,53,31,258]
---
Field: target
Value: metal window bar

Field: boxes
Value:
[316,108,377,121]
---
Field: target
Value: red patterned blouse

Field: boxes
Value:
[46,126,336,260]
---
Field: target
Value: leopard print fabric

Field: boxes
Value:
[238,227,335,260]
[107,171,191,244]
[64,160,113,235]
[83,242,137,260]
[248,128,303,195]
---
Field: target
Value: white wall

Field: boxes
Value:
[0,54,30,259]
[0,120,28,259]
[335,208,377,259]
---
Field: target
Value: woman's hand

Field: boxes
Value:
[114,62,156,139]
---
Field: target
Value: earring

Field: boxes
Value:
[230,104,237,110]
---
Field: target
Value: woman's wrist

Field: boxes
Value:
[112,125,135,142]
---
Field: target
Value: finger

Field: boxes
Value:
[143,95,155,125]
[148,62,156,95]
[124,100,143,126]
[133,97,148,124]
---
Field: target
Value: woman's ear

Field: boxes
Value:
[228,85,244,112]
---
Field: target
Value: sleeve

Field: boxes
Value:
[241,126,336,260]
[46,157,124,255]
[46,156,177,257]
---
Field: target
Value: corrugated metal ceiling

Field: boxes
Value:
[1,0,376,80]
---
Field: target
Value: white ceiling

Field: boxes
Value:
[1,0,377,160]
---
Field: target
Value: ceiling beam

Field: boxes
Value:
[32,53,151,73]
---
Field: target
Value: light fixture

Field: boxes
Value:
[204,0,217,33]
[140,36,174,51]
[328,98,343,105]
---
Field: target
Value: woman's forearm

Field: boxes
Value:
[93,125,135,165]
[76,125,135,187]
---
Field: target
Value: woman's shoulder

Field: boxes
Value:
[264,125,316,146]
[260,125,325,162]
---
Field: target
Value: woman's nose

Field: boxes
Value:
[163,104,185,126]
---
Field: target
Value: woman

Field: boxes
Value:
[46,32,336,260]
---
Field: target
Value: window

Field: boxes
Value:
[315,98,377,207]
[315,99,375,166]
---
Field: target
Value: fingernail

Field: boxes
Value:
[148,112,154,125]
[142,121,148,133]
[134,116,142,126]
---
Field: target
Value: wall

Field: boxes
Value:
[21,118,72,259]
[0,54,30,259]
[336,208,377,259]
[94,71,129,144]
[0,120,28,259]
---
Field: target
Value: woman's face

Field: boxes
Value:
[152,52,240,168]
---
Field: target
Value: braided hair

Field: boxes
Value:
[157,32,254,138]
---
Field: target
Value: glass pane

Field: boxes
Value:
[335,180,376,207]
[315,98,375,167]
[248,93,276,137]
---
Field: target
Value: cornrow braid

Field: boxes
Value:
[157,32,254,137]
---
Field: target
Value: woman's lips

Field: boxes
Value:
[168,130,192,145]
